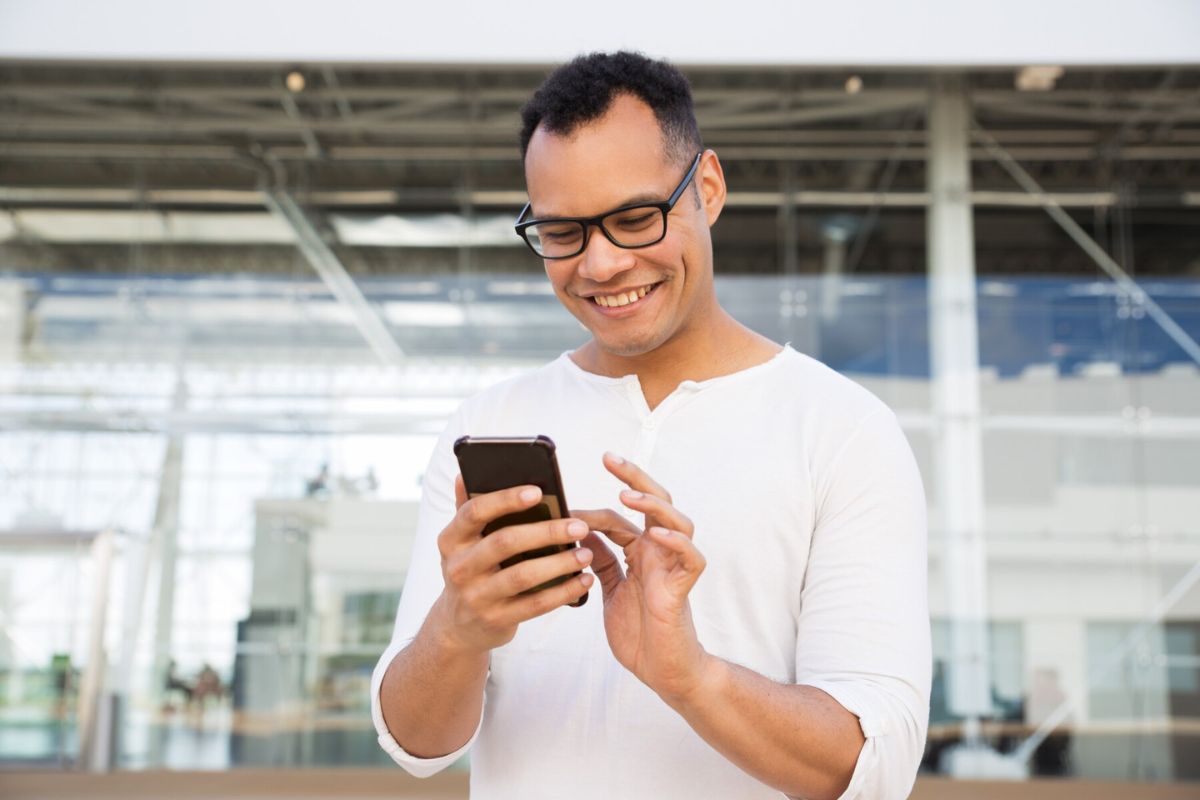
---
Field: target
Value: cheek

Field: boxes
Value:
[639,238,687,276]
[544,262,573,294]
[657,223,704,269]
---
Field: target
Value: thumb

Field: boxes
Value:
[582,532,624,599]
[453,474,467,509]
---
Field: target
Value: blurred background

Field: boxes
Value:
[0,1,1198,797]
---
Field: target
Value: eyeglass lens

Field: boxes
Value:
[525,207,665,258]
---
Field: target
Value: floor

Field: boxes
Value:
[4,771,1200,800]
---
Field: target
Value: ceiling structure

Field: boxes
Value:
[1,62,1198,278]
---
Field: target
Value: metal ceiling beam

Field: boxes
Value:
[975,124,1200,368]
[261,187,406,365]
[7,127,1198,146]
[0,187,1156,216]
[6,139,1200,163]
[4,405,1199,437]
[0,408,448,435]
[5,80,1194,104]
[0,83,928,103]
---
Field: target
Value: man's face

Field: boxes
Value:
[523,95,723,359]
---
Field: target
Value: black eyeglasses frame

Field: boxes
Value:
[514,152,703,259]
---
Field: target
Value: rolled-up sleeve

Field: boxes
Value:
[796,408,931,800]
[369,405,484,776]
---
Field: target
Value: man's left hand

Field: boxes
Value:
[574,452,715,706]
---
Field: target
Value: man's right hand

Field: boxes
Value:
[427,475,594,655]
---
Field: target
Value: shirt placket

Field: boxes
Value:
[622,378,701,468]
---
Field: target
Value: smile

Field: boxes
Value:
[590,283,659,308]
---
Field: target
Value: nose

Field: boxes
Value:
[576,224,638,284]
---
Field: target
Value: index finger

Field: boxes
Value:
[447,483,544,545]
[602,452,672,503]
[573,508,641,547]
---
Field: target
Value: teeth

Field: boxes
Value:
[593,284,654,308]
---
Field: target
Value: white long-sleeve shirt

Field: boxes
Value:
[371,346,931,799]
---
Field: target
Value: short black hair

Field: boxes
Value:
[519,51,702,167]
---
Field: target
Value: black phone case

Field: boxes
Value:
[453,435,587,607]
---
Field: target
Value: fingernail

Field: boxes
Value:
[606,452,625,464]
[581,573,595,587]
[567,520,588,537]
[575,547,593,564]
[622,489,643,499]
[649,526,668,537]
[519,486,540,503]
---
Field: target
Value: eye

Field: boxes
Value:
[536,224,582,244]
[610,209,659,231]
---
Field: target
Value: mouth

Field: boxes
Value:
[586,282,662,311]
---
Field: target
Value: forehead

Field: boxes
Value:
[523,94,674,218]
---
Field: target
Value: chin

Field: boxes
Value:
[592,329,670,358]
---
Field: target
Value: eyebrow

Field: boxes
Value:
[533,191,663,220]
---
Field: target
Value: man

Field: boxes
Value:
[372,52,930,800]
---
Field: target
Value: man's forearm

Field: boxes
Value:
[665,656,864,800]
[379,598,489,759]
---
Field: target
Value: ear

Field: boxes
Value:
[697,149,727,227]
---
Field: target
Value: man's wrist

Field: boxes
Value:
[662,651,729,714]
[424,594,490,663]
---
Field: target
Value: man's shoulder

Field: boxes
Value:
[455,354,577,419]
[772,347,893,424]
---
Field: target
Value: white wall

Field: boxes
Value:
[1,0,1198,66]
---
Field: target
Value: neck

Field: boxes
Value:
[573,304,782,410]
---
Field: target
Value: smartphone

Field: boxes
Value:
[453,435,587,607]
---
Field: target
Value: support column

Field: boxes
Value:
[147,377,187,767]
[77,529,115,771]
[820,221,850,322]
[926,77,997,766]
[0,280,25,360]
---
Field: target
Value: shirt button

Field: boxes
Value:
[642,418,656,431]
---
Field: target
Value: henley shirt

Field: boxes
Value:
[371,345,931,799]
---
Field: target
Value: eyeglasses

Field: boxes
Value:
[515,152,702,259]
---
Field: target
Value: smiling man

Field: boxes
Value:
[371,52,931,800]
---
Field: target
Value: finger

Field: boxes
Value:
[581,531,624,598]
[647,526,706,591]
[573,508,641,547]
[619,490,694,538]
[497,571,594,626]
[459,517,589,575]
[603,452,672,502]
[448,484,543,546]
[454,474,467,510]
[482,545,595,601]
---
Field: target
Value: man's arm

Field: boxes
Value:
[578,510,863,800]
[378,598,490,759]
[583,429,929,800]
[376,478,594,763]
[665,658,863,800]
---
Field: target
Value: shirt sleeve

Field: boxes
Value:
[370,404,484,777]
[795,408,931,800]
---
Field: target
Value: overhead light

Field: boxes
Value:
[1015,65,1064,91]
[844,75,863,95]
[286,70,306,93]
[820,214,858,243]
